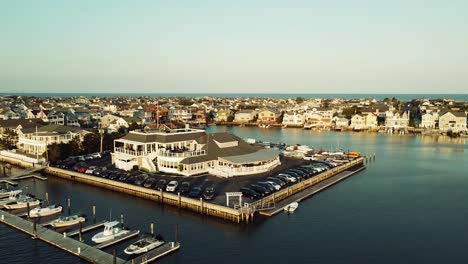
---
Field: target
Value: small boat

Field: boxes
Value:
[124,235,165,255]
[29,204,63,217]
[0,189,20,199]
[50,215,86,228]
[0,190,23,207]
[91,221,132,243]
[3,196,41,210]
[284,202,299,213]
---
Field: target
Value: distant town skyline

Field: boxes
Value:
[1,1,468,94]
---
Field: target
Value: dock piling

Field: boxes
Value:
[33,218,37,238]
[67,198,71,215]
[120,213,124,228]
[79,221,83,242]
[45,192,49,206]
[150,222,154,236]
[113,249,116,264]
[77,247,81,255]
[27,202,30,219]
[92,205,96,223]
[175,224,179,243]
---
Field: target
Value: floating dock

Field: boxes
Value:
[66,220,108,237]
[0,210,125,264]
[94,230,140,249]
[259,166,366,216]
[130,242,181,264]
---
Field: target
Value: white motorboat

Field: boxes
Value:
[29,204,63,217]
[124,235,165,255]
[0,189,21,199]
[0,190,23,207]
[91,221,132,243]
[3,196,41,210]
[284,202,299,213]
[50,215,86,228]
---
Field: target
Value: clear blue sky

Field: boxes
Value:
[1,0,467,94]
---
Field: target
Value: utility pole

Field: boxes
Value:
[99,122,104,153]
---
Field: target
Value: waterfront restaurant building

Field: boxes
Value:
[112,127,280,177]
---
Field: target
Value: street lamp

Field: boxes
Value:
[98,123,104,153]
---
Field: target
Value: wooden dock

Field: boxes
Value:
[66,220,108,237]
[130,242,181,264]
[259,166,366,216]
[94,230,140,249]
[0,210,125,264]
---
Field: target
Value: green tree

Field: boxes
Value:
[46,143,62,163]
[128,122,141,131]
[276,111,284,123]
[82,133,100,154]
[296,97,304,104]
[342,106,358,119]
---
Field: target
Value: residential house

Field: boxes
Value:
[234,110,256,123]
[214,109,229,122]
[282,111,305,126]
[438,111,467,132]
[257,109,278,124]
[420,112,438,129]
[385,111,410,130]
[17,124,80,156]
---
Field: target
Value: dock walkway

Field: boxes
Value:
[259,166,366,216]
[129,242,181,264]
[0,210,125,264]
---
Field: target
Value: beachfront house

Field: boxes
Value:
[234,110,256,123]
[420,112,438,129]
[257,109,278,124]
[16,124,80,157]
[282,111,305,126]
[438,111,467,132]
[112,127,280,177]
[385,111,410,130]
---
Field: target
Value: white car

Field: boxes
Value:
[166,181,179,192]
[91,153,102,159]
[279,173,297,183]
[266,181,281,191]
[85,166,97,174]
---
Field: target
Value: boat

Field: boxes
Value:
[50,214,86,228]
[284,202,299,213]
[124,235,165,255]
[91,221,132,243]
[3,196,41,210]
[29,204,63,217]
[0,190,23,207]
[0,189,20,199]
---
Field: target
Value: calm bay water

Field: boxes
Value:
[1,127,468,264]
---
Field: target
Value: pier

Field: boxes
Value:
[0,210,125,264]
[131,242,181,264]
[43,157,365,223]
[259,166,366,216]
[94,230,140,249]
[66,220,108,237]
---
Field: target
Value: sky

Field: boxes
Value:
[1,0,468,94]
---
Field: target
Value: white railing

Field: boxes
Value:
[208,159,281,177]
[114,147,147,156]
[157,150,206,158]
[0,150,44,163]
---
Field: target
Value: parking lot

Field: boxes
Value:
[53,153,352,207]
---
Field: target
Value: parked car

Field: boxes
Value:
[118,172,131,182]
[100,170,111,178]
[134,174,149,186]
[240,187,260,199]
[93,167,107,176]
[85,166,97,174]
[202,187,215,200]
[257,181,277,192]
[84,155,94,161]
[143,178,157,188]
[267,177,286,186]
[154,179,167,191]
[178,182,191,194]
[166,180,179,192]
[276,173,297,182]
[188,187,202,198]
[109,171,120,180]
[250,184,271,196]
[77,165,90,173]
[91,153,102,159]
[275,174,294,183]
